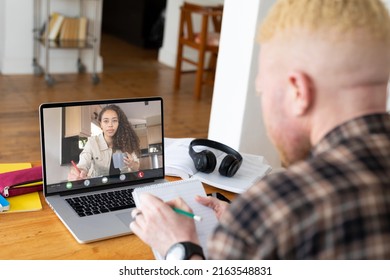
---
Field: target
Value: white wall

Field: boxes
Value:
[0,0,4,71]
[238,0,280,167]
[208,0,280,168]
[158,0,224,69]
[43,107,69,184]
[0,0,103,74]
[385,0,390,12]
[1,0,34,74]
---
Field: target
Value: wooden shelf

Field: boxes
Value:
[36,38,93,49]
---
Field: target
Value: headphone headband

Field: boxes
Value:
[189,139,243,161]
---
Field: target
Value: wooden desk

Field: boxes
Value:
[0,176,234,260]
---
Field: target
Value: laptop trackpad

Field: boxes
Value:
[116,212,134,228]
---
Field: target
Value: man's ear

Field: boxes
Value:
[287,71,313,116]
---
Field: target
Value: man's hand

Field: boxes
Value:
[130,193,200,258]
[195,195,229,220]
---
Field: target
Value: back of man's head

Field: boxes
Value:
[262,0,390,90]
[256,0,390,164]
[259,0,390,45]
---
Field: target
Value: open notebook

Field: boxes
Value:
[132,178,218,259]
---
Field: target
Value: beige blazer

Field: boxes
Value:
[77,134,139,177]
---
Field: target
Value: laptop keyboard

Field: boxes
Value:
[65,188,135,217]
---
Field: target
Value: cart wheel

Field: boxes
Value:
[77,60,86,73]
[33,64,44,76]
[91,74,100,85]
[45,74,55,86]
[32,59,43,76]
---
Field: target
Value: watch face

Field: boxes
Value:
[166,243,185,260]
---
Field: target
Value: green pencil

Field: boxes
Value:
[172,207,203,222]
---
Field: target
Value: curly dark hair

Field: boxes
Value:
[98,104,140,156]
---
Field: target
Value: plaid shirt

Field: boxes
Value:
[208,114,390,259]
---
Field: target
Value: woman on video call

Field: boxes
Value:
[68,104,141,181]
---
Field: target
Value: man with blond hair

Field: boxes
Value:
[130,0,390,259]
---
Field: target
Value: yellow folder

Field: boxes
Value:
[4,192,42,213]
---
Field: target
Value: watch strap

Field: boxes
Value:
[166,242,205,260]
[182,242,205,260]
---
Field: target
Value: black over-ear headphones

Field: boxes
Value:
[189,139,243,177]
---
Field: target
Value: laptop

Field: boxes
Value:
[39,97,166,243]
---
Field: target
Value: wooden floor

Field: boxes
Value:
[0,33,214,163]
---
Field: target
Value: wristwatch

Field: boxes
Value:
[165,242,205,260]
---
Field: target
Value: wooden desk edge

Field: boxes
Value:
[1,162,235,260]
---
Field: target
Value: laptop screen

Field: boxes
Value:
[39,97,164,196]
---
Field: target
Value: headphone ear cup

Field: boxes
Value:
[219,155,240,177]
[194,150,216,173]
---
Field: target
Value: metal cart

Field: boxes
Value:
[33,0,101,86]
